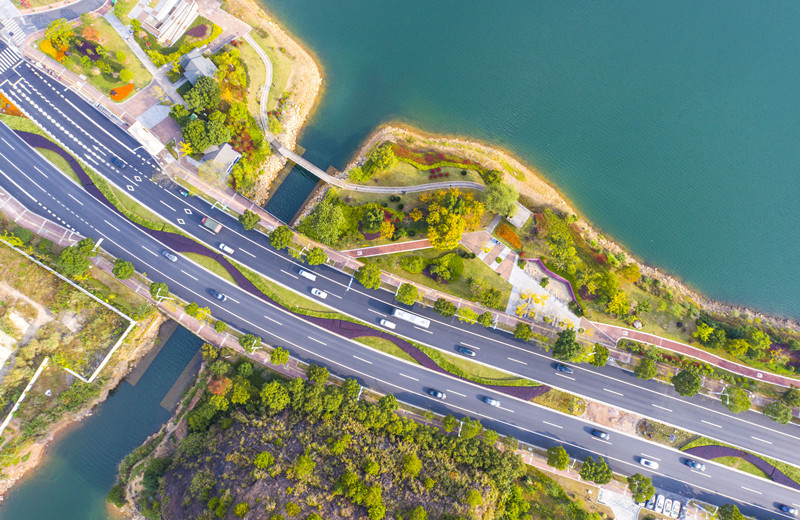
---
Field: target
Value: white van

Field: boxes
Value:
[380,319,396,330]
[299,269,317,281]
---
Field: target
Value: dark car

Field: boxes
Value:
[178,188,189,197]
[110,156,126,169]
[555,363,574,374]
[426,389,446,400]
[685,459,706,472]
[780,505,799,516]
[457,346,476,357]
[591,429,610,441]
[210,289,228,302]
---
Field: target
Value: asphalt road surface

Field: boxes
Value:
[0,60,798,518]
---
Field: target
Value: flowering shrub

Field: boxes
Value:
[496,223,522,249]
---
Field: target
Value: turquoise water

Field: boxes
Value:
[264,1,800,318]
[0,326,202,520]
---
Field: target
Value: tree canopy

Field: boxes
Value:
[300,198,345,245]
[395,283,418,305]
[239,334,261,353]
[482,182,518,217]
[185,76,221,113]
[589,344,609,367]
[627,473,655,503]
[718,504,745,520]
[238,209,261,231]
[722,386,751,413]
[671,368,702,397]
[552,328,581,361]
[355,263,382,290]
[112,258,135,279]
[546,446,569,470]
[634,357,658,380]
[579,456,612,485]
[269,225,294,250]
[305,247,327,266]
[182,120,211,153]
[149,282,169,300]
[514,323,532,341]
[763,400,792,424]
[46,18,73,49]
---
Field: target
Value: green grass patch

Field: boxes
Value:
[351,161,484,187]
[680,437,800,485]
[113,0,140,25]
[183,253,236,284]
[355,336,419,365]
[237,39,267,116]
[531,388,585,416]
[413,341,539,387]
[713,456,769,479]
[248,31,293,112]
[37,149,80,184]
[134,16,221,68]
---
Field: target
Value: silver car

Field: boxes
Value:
[161,250,178,262]
[483,396,501,407]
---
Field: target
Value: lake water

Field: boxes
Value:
[0,326,202,520]
[264,1,800,319]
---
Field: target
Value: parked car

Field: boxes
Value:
[670,501,681,519]
[482,396,501,407]
[110,156,126,169]
[654,495,665,514]
[219,243,234,255]
[457,346,476,357]
[161,249,178,262]
[645,496,655,510]
[311,288,327,299]
[379,319,396,329]
[427,389,446,400]
[210,289,227,302]
[685,459,706,471]
[780,505,799,516]
[591,429,610,441]
[639,457,659,470]
[555,363,574,374]
[178,188,189,197]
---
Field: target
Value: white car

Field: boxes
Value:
[483,396,501,407]
[219,243,234,255]
[639,457,659,470]
[664,499,673,516]
[311,288,327,299]
[654,495,665,514]
[379,319,396,329]
[670,501,681,518]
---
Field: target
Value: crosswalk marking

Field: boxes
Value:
[1,19,27,47]
[0,46,20,74]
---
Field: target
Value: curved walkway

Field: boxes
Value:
[589,320,800,388]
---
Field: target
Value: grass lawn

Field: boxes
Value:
[38,149,80,184]
[354,161,484,187]
[236,39,267,116]
[113,0,140,25]
[183,253,236,284]
[248,31,293,111]
[369,246,513,310]
[355,336,419,365]
[532,388,585,416]
[526,468,615,520]
[714,456,770,479]
[134,16,221,66]
[636,419,694,448]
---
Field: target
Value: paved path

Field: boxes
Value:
[341,238,431,258]
[588,320,800,388]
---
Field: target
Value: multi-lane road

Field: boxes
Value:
[0,55,798,517]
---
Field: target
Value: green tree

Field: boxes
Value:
[400,453,422,479]
[355,262,382,289]
[237,362,253,378]
[293,454,315,480]
[378,394,398,412]
[239,334,261,353]
[260,381,290,414]
[112,258,134,279]
[269,225,294,250]
[300,197,345,245]
[590,344,609,367]
[12,228,33,244]
[725,338,750,357]
[426,207,466,250]
[707,328,727,349]
[115,50,126,62]
[45,18,73,49]
[238,209,261,230]
[201,343,218,362]
[209,359,230,376]
[634,357,658,380]
[746,327,772,354]
[118,69,133,83]
[627,473,655,503]
[579,456,612,485]
[433,298,457,317]
[606,291,630,316]
[149,282,169,300]
[362,203,385,233]
[552,328,581,361]
[546,446,569,470]
[366,143,397,172]
[170,104,191,126]
[181,119,210,152]
[460,417,483,439]
[717,504,745,520]
[206,119,232,146]
[231,383,250,405]
[693,322,714,343]
[306,364,329,385]
[409,506,427,520]
[442,414,458,433]
[477,311,493,328]
[482,182,518,216]
[185,76,221,113]
[395,283,418,305]
[671,368,702,397]
[783,387,800,407]
[466,489,483,508]
[233,503,250,517]
[482,169,503,184]
[456,307,478,323]
[209,394,229,411]
[214,320,226,333]
[107,484,125,507]
[763,400,792,424]
[58,244,91,277]
[270,347,289,365]
[514,323,532,341]
[306,247,327,266]
[722,386,751,413]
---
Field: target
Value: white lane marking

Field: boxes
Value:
[34,166,48,178]
[239,248,256,258]
[103,219,120,232]
[1,136,14,149]
[751,436,773,445]
[461,342,480,350]
[227,296,240,304]
[367,309,384,315]
[701,420,722,428]
[308,337,327,346]
[603,388,624,397]
[692,470,712,478]
[399,373,418,381]
[591,437,612,445]
[263,315,282,326]
[652,404,673,412]
[67,193,84,205]
[180,270,198,281]
[159,200,176,211]
[328,292,342,299]
[499,406,515,413]
[508,357,527,365]
[640,453,662,461]
[543,420,563,429]
[280,269,298,279]
[141,246,157,256]
[352,355,372,365]
[555,373,575,381]
[740,486,762,495]
[447,389,466,397]
[414,326,433,334]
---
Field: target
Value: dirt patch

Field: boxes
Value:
[583,401,639,436]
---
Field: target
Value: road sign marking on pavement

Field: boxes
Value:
[126,185,134,191]
[159,200,176,211]
[701,420,722,428]
[640,453,661,461]
[177,218,185,225]
[67,194,83,206]
[184,208,192,214]
[239,248,256,258]
[555,373,575,381]
[461,342,480,350]
[692,470,711,478]
[134,175,141,182]
[103,219,120,232]
[414,326,433,334]
[367,309,383,315]
[180,270,198,281]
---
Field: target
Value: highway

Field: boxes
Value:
[0,58,798,517]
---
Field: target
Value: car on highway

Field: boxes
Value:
[780,504,799,516]
[298,269,317,281]
[482,396,501,407]
[210,289,227,302]
[654,495,665,514]
[555,363,574,374]
[639,457,659,469]
[110,156,126,169]
[219,243,235,255]
[311,288,327,299]
[684,459,705,471]
[591,429,610,440]
[379,319,396,329]
[178,188,189,197]
[161,249,178,262]
[426,389,446,400]
[457,346,476,357]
